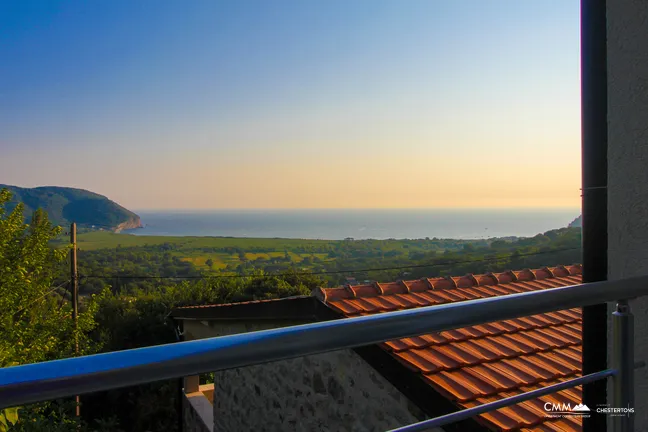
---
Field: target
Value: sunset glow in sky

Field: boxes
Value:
[0,1,581,210]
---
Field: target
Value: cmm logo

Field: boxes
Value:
[544,403,591,415]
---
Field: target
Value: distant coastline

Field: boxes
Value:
[123,208,580,241]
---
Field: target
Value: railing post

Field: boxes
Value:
[612,300,634,432]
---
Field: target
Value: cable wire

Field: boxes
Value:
[13,280,71,316]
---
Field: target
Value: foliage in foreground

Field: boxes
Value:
[7,400,122,432]
[0,188,107,431]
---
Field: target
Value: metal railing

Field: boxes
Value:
[1,276,646,431]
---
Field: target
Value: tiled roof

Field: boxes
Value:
[314,265,583,432]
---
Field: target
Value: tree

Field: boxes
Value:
[239,272,311,300]
[0,188,103,430]
[462,243,475,252]
[205,258,214,269]
[490,240,508,250]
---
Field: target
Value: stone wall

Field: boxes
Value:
[607,0,648,430]
[182,320,433,432]
[183,318,439,431]
[212,349,428,432]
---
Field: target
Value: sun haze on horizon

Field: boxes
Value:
[0,1,581,210]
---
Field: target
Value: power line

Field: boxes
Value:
[78,247,580,281]
[13,280,71,316]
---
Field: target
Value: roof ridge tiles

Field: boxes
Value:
[374,282,385,295]
[466,273,480,286]
[544,267,556,277]
[505,270,519,282]
[400,280,412,293]
[516,269,537,281]
[570,264,583,274]
[553,265,570,277]
[414,278,433,291]
[445,276,459,289]
[484,272,500,285]
[319,266,580,302]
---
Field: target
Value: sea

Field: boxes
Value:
[123,209,580,240]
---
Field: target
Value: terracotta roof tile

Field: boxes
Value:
[406,279,429,292]
[379,281,409,296]
[320,265,583,431]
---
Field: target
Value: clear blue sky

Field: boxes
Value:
[0,1,581,210]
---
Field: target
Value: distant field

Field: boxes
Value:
[57,231,335,251]
[51,231,343,271]
[51,231,474,272]
[47,228,579,288]
[180,255,230,270]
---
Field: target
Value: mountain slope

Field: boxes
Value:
[1,184,141,231]
[568,215,582,228]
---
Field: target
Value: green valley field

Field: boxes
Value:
[60,230,337,251]
[55,231,339,270]
[51,228,582,294]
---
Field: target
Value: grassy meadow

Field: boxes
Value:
[52,230,476,273]
[50,228,582,293]
[54,231,356,271]
[64,231,331,250]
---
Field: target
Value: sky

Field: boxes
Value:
[0,1,581,210]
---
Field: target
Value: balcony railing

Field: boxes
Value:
[1,276,646,432]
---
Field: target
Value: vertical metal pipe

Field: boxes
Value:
[581,0,608,430]
[612,301,634,432]
[70,222,79,349]
[176,319,185,432]
[70,222,80,416]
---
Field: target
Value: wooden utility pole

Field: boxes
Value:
[70,223,80,416]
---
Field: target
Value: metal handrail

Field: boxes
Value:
[0,276,644,430]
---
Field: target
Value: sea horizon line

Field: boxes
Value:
[131,207,581,213]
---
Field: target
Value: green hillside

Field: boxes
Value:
[1,184,141,230]
[568,215,582,228]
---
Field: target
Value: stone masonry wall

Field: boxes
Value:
[183,320,435,431]
[607,0,648,430]
[212,349,427,432]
